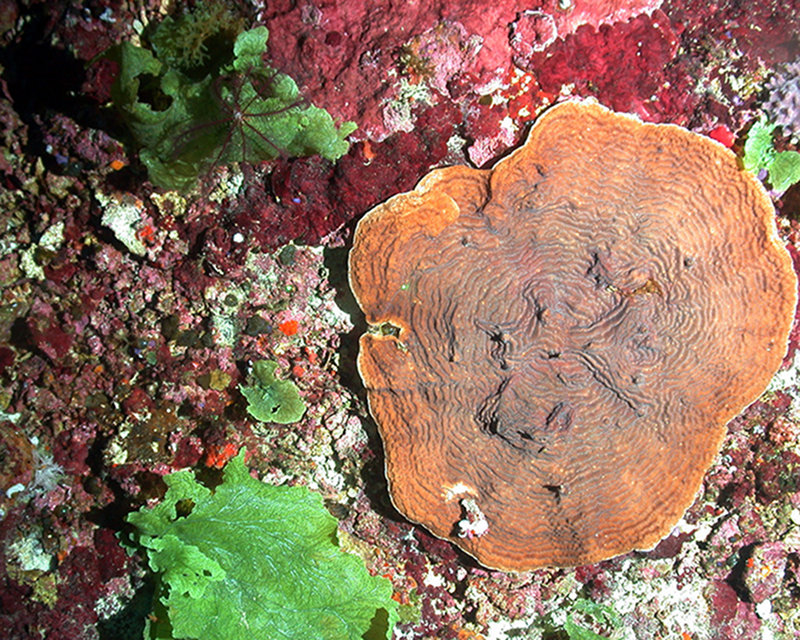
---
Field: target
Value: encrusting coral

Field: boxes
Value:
[349,99,797,571]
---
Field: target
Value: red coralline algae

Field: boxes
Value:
[742,542,788,604]
[463,101,516,166]
[640,529,694,560]
[171,434,205,469]
[754,450,800,504]
[517,11,678,117]
[399,21,482,95]
[509,0,663,59]
[261,0,664,141]
[260,0,512,139]
[509,11,559,55]
[224,101,460,253]
[0,506,134,639]
[333,100,463,213]
[665,0,800,67]
[0,423,34,497]
[92,528,129,582]
[0,346,15,376]
[24,306,74,361]
[53,424,93,477]
[708,580,762,639]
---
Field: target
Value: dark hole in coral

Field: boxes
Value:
[0,3,106,164]
[727,542,758,602]
[489,331,510,370]
[545,401,573,432]
[543,484,564,503]
[278,244,297,266]
[160,314,180,341]
[374,322,401,337]
[244,315,271,336]
[325,499,350,519]
[780,181,800,220]
[324,30,343,47]
[176,329,201,347]
[586,251,612,289]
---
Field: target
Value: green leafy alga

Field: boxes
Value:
[105,8,356,191]
[743,117,800,192]
[239,359,306,423]
[127,450,397,640]
[563,598,621,640]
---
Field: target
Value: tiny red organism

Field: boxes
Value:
[279,319,299,336]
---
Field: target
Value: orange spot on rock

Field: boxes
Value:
[205,442,238,469]
[279,319,299,336]
[304,347,319,365]
[136,224,156,244]
[362,139,375,164]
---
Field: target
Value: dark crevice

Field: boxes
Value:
[475,379,563,454]
[475,378,509,438]
[534,301,547,325]
[543,484,564,504]
[586,250,612,289]
[577,351,641,416]
[370,321,401,337]
[488,331,509,369]
[0,4,114,169]
[475,319,511,370]
[545,401,573,432]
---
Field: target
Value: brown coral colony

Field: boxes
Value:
[349,101,797,571]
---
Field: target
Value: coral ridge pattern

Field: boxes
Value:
[349,100,797,571]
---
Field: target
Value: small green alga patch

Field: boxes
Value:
[239,359,305,423]
[743,117,800,192]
